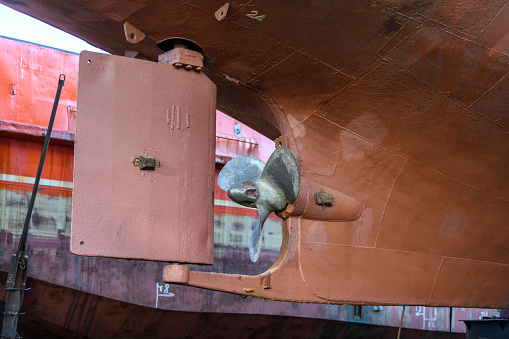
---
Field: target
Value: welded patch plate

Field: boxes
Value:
[71,51,216,264]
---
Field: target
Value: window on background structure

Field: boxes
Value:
[353,305,363,319]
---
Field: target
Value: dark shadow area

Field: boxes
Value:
[1,271,466,339]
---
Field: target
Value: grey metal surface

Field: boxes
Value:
[250,221,262,262]
[259,147,300,204]
[227,181,259,208]
[219,147,300,262]
[217,155,265,191]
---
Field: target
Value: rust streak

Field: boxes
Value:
[426,17,509,58]
[387,57,450,94]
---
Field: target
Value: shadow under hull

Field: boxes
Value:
[0,271,466,339]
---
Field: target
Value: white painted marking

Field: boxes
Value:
[416,306,437,330]
[0,173,73,189]
[155,283,174,308]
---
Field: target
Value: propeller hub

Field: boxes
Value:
[227,181,259,208]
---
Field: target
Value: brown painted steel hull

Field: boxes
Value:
[1,0,509,316]
[2,34,505,338]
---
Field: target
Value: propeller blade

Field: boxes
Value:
[249,222,262,262]
[218,147,301,263]
[249,204,270,263]
[259,147,300,204]
[217,155,265,192]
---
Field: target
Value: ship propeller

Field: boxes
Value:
[217,147,300,262]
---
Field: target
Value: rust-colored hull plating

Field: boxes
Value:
[2,36,504,338]
[1,1,509,309]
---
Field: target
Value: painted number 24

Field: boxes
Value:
[246,11,266,22]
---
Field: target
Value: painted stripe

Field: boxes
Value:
[0,173,73,189]
[0,176,266,211]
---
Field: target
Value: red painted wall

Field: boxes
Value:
[0,37,78,131]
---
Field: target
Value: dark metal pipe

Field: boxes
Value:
[17,74,65,252]
[2,74,65,339]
